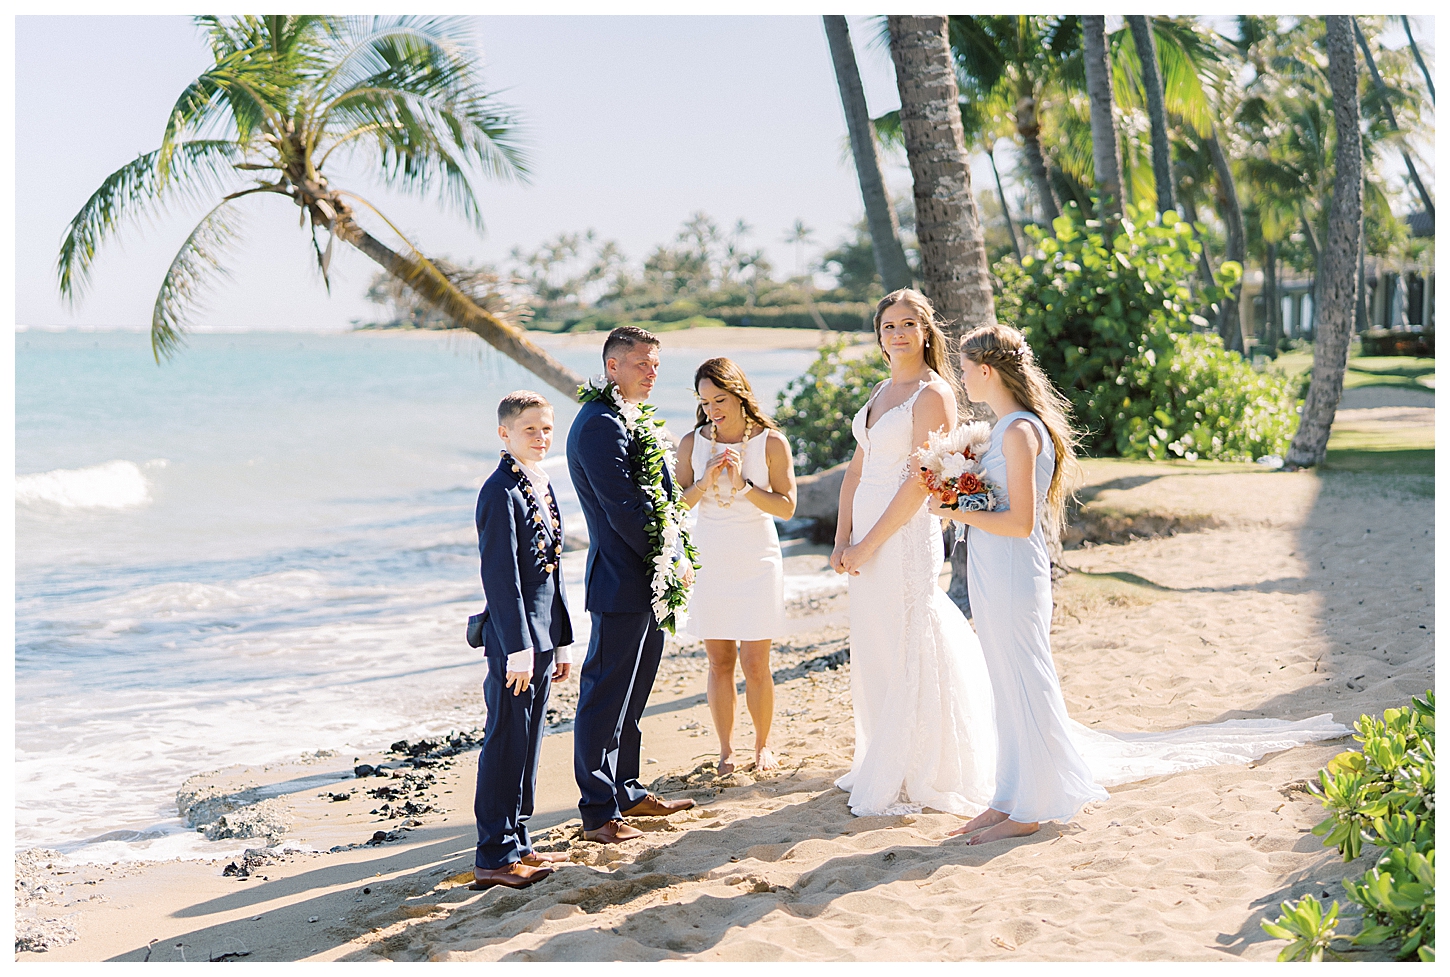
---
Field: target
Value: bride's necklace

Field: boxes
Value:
[709,418,753,509]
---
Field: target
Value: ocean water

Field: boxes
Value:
[14,329,821,862]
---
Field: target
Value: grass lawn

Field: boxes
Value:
[1322,412,1435,475]
[1272,349,1436,391]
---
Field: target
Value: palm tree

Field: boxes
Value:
[784,219,815,278]
[947,15,1081,226]
[1126,15,1175,214]
[56,15,583,397]
[1401,16,1435,104]
[822,16,913,293]
[1287,16,1363,468]
[1352,17,1435,219]
[1082,16,1124,221]
[886,16,996,338]
[886,14,997,615]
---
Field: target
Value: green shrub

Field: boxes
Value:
[774,340,888,474]
[1262,690,1435,962]
[996,202,1302,461]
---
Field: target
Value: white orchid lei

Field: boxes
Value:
[578,375,700,633]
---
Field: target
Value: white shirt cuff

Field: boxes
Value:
[553,646,572,664]
[505,649,533,673]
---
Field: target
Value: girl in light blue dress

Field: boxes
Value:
[934,322,1107,844]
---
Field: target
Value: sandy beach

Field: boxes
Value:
[16,397,1433,962]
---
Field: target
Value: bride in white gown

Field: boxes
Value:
[833,290,1348,829]
[831,293,997,817]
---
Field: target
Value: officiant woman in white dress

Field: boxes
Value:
[677,357,797,775]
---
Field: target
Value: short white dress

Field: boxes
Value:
[684,428,786,641]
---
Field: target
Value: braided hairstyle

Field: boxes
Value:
[960,322,1082,538]
[693,357,779,434]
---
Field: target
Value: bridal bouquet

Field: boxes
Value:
[916,421,1001,511]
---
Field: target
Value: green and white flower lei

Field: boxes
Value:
[578,375,700,634]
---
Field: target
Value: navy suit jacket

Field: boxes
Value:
[567,399,673,615]
[475,458,573,658]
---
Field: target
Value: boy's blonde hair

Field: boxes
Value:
[497,390,552,425]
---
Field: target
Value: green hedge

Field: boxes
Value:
[1262,691,1435,962]
[1360,330,1434,358]
[713,303,875,331]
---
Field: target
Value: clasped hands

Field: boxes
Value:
[831,538,876,576]
[506,660,572,696]
[703,446,746,492]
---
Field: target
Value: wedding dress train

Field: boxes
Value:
[839,390,1348,823]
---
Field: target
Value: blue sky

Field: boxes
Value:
[16,15,927,332]
[13,13,1435,334]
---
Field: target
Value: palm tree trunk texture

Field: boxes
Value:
[1083,16,1124,222]
[987,145,1023,259]
[1127,16,1176,216]
[1207,129,1246,352]
[886,15,996,338]
[1287,17,1363,469]
[338,218,584,398]
[1353,18,1434,220]
[887,14,997,616]
[823,16,915,293]
[1015,91,1061,223]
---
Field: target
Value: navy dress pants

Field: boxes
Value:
[474,649,554,870]
[573,611,664,831]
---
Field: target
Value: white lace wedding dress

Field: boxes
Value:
[837,383,1349,822]
[836,377,997,817]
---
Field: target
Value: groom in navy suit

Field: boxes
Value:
[567,326,696,844]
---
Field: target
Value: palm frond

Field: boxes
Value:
[151,198,249,362]
[58,140,241,301]
[312,20,528,229]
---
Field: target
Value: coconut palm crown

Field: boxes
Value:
[57,15,582,394]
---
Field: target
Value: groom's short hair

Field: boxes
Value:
[602,325,660,367]
[497,389,551,425]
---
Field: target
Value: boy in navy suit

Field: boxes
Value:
[471,391,574,890]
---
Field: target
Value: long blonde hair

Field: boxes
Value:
[693,357,778,434]
[873,288,960,400]
[960,322,1082,537]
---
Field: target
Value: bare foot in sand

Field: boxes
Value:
[754,747,779,773]
[948,808,1008,838]
[967,819,1039,845]
[717,752,736,777]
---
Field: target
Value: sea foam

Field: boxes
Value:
[16,460,158,510]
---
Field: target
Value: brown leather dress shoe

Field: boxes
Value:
[520,850,570,866]
[620,793,696,818]
[469,862,553,890]
[580,818,644,844]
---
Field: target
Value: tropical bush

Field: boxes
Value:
[774,340,889,474]
[1262,690,1435,962]
[996,202,1302,461]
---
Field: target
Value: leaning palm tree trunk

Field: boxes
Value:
[1207,129,1246,353]
[1401,15,1435,104]
[824,16,914,293]
[1287,16,1363,469]
[1083,16,1124,222]
[337,218,582,397]
[887,14,998,616]
[987,144,1023,260]
[1127,16,1176,216]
